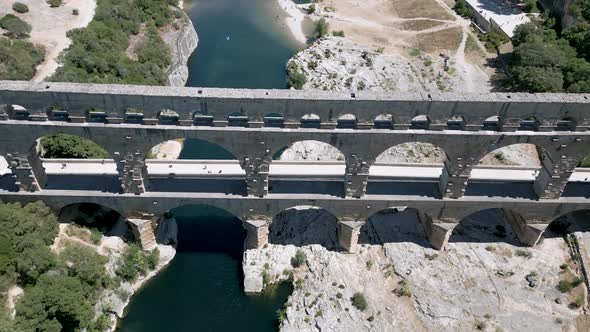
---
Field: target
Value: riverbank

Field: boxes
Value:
[50,212,178,332]
[276,0,308,44]
[162,2,199,86]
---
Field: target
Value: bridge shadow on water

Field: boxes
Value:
[118,205,292,332]
[562,182,590,198]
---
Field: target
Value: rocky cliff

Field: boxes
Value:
[539,0,577,28]
[161,10,199,87]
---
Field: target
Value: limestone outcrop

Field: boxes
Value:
[288,36,488,93]
[243,209,590,331]
[162,10,199,87]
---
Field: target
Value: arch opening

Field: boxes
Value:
[447,116,465,130]
[165,204,244,256]
[410,115,431,129]
[359,208,429,247]
[263,113,284,128]
[374,114,393,129]
[227,111,248,127]
[270,140,345,196]
[1,104,29,120]
[482,115,502,131]
[269,206,339,250]
[300,113,321,128]
[337,114,357,129]
[146,138,244,194]
[125,108,144,124]
[466,143,542,199]
[193,111,214,126]
[57,203,133,243]
[518,115,540,131]
[544,210,590,240]
[37,134,118,191]
[158,109,180,125]
[556,116,577,131]
[448,208,522,246]
[87,108,108,123]
[367,142,447,196]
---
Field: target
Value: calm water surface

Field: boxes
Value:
[118,1,300,330]
[117,206,292,332]
[185,0,303,88]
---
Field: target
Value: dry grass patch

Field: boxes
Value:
[390,0,456,20]
[411,27,462,53]
[398,20,443,31]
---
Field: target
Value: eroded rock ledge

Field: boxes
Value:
[162,8,199,87]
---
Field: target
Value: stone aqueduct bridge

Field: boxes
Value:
[0,81,590,252]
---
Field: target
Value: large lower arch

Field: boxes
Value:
[448,208,526,246]
[163,204,245,256]
[544,209,590,239]
[57,202,135,243]
[269,206,340,250]
[359,207,430,247]
[367,142,448,196]
[269,140,346,196]
[145,138,245,195]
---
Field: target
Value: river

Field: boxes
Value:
[118,1,302,330]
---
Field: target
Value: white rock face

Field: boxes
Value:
[288,36,468,93]
[243,209,588,331]
[162,8,199,87]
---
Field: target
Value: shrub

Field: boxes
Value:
[73,9,79,16]
[393,280,412,297]
[0,37,45,80]
[47,0,63,8]
[307,4,316,14]
[291,249,306,268]
[0,14,32,38]
[351,292,368,311]
[453,0,473,17]
[332,30,345,37]
[115,244,151,282]
[557,278,583,293]
[286,62,307,89]
[313,18,329,39]
[12,3,29,13]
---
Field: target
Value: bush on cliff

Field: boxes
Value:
[116,244,159,282]
[286,62,307,90]
[40,134,110,159]
[0,37,45,80]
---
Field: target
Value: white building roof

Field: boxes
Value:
[466,0,531,37]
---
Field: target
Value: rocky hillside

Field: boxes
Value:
[287,36,483,93]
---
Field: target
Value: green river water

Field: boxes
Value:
[118,0,302,330]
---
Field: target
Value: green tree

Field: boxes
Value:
[12,2,29,13]
[61,242,109,291]
[15,274,94,331]
[40,134,110,159]
[0,14,32,38]
[286,62,307,90]
[0,37,45,80]
[313,18,329,39]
